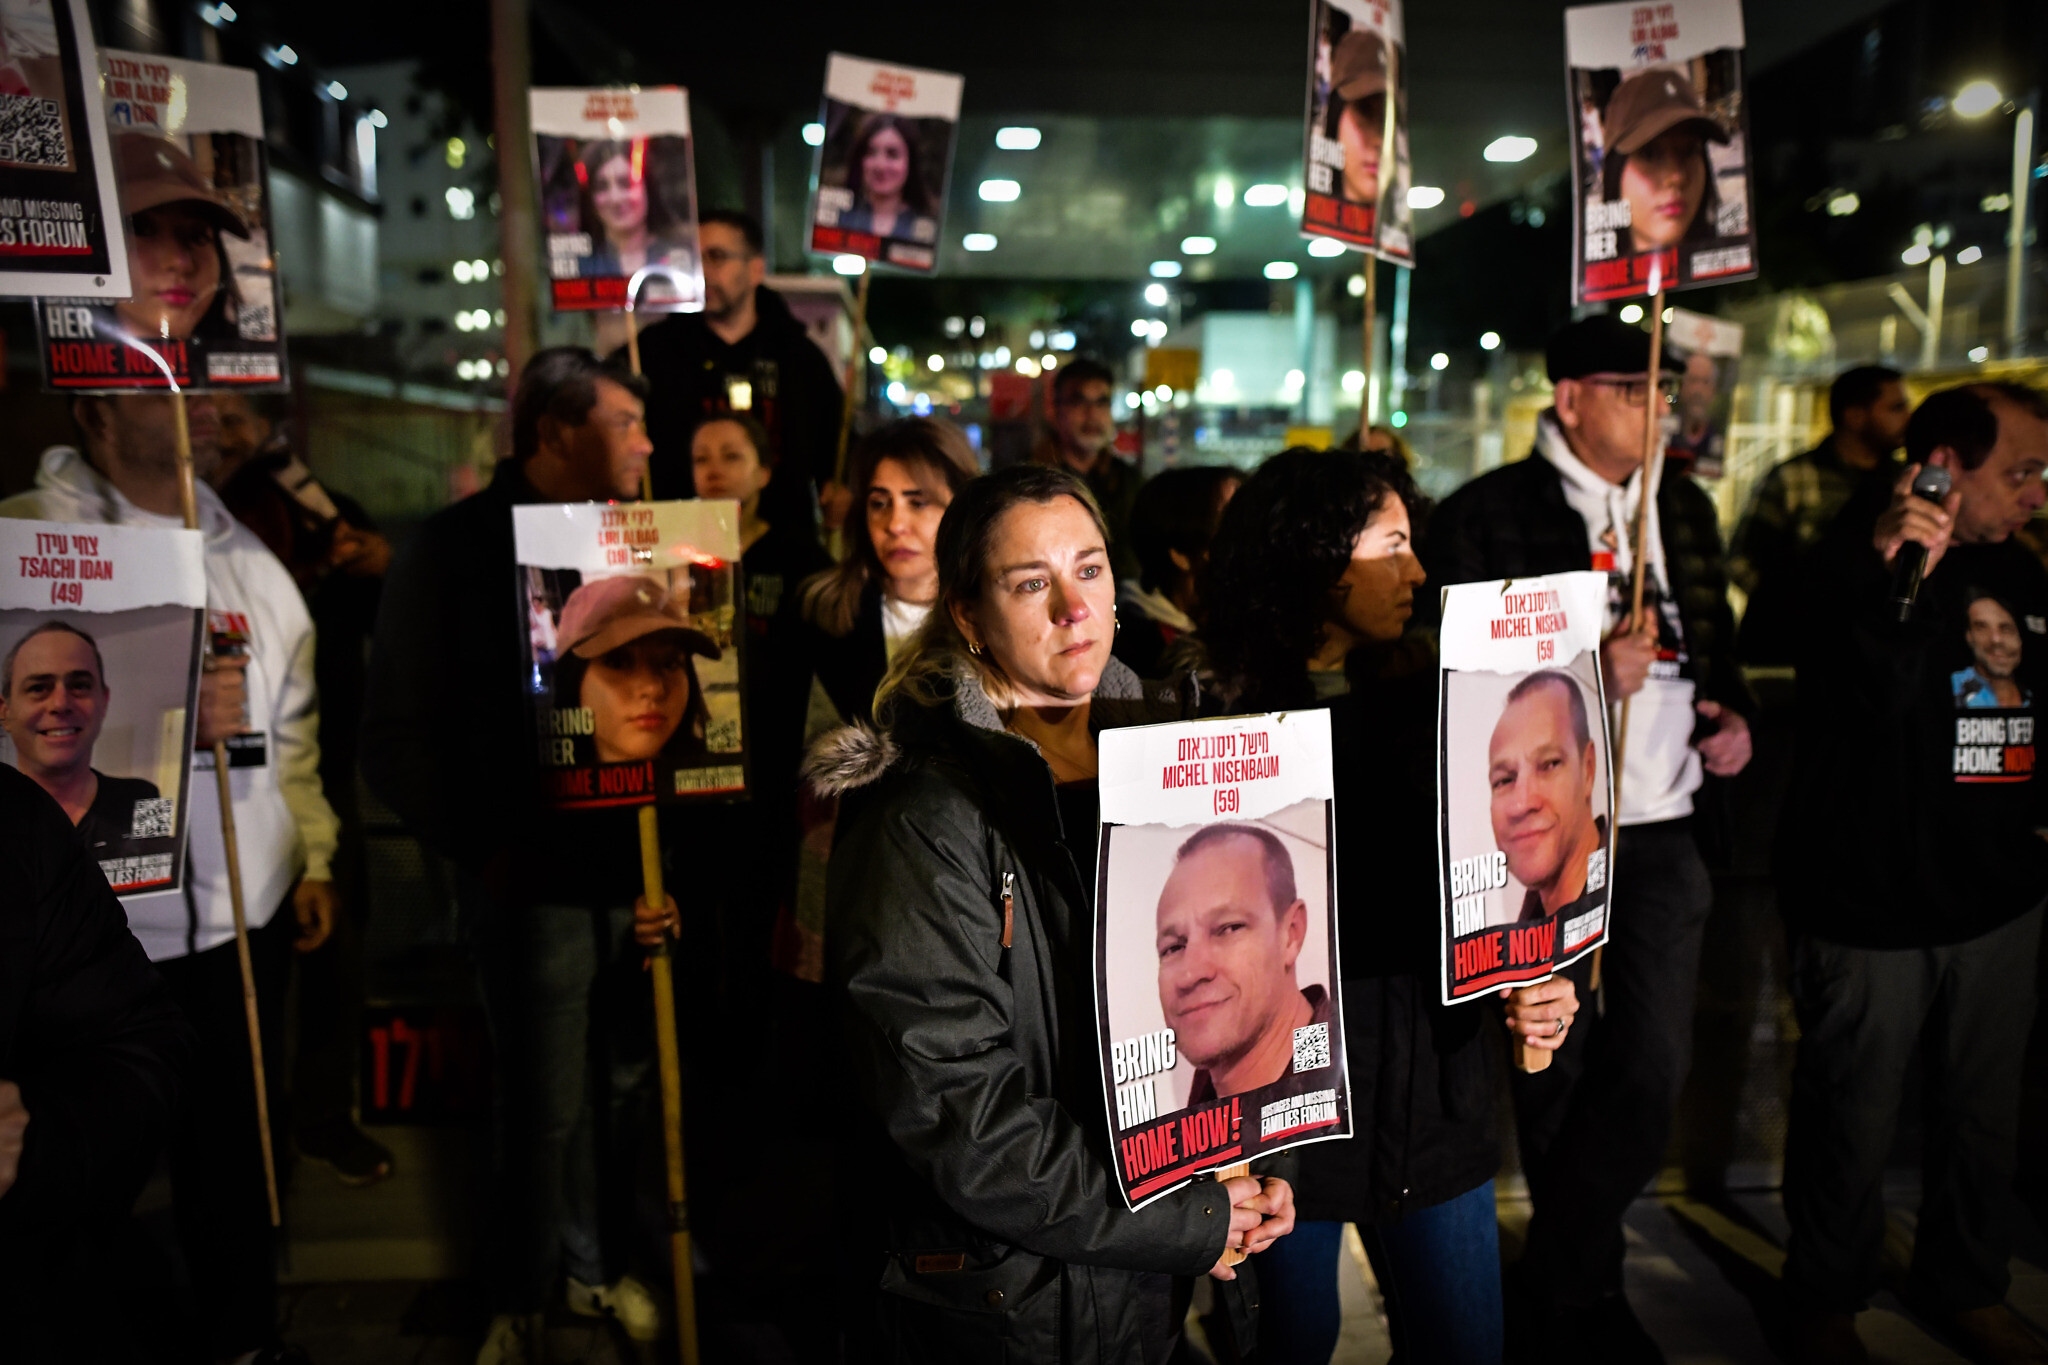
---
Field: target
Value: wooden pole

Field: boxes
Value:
[625,305,650,500]
[172,390,281,1227]
[1215,1160,1251,1267]
[1360,259,1377,430]
[832,267,871,489]
[490,0,540,386]
[640,805,700,1365]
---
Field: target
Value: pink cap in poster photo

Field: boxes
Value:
[556,574,719,662]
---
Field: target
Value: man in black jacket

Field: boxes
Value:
[1779,383,2048,1365]
[0,765,189,1358]
[362,348,666,1362]
[1426,316,1753,1363]
[618,209,843,530]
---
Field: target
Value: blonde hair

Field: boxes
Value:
[875,464,1108,724]
[798,417,979,638]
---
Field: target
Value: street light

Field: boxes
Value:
[1953,78,2036,356]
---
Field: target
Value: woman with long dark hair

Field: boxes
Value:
[799,417,979,724]
[1205,447,1577,1365]
[575,138,693,281]
[837,113,935,242]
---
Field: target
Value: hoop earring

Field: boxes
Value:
[967,639,984,657]
[1113,604,1120,636]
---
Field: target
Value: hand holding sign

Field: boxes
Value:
[1600,612,1658,700]
[195,654,246,748]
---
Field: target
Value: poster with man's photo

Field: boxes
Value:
[1437,572,1615,1003]
[36,49,282,391]
[1095,711,1349,1211]
[532,86,702,314]
[0,0,129,300]
[513,501,745,808]
[1565,0,1757,304]
[1951,589,2037,784]
[1299,0,1412,264]
[0,518,203,897]
[1663,307,1741,478]
[807,54,962,273]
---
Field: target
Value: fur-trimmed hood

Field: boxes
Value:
[801,655,1194,798]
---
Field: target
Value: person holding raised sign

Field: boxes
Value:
[806,464,1294,1362]
[1203,446,1577,1365]
[1425,317,1751,1360]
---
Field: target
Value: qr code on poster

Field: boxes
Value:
[128,797,175,839]
[0,94,68,169]
[1292,1022,1330,1074]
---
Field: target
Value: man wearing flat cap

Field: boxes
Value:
[363,347,674,1358]
[1425,316,1752,1361]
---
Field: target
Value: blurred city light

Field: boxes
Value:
[1263,261,1299,280]
[1181,236,1217,255]
[962,233,998,251]
[833,255,867,275]
[1483,135,1538,162]
[1429,353,1449,371]
[1480,331,1502,351]
[868,346,886,364]
[1953,80,2003,118]
[1243,183,1290,207]
[1144,282,1169,306]
[801,123,824,146]
[1958,245,1984,265]
[1150,260,1183,278]
[978,179,1020,202]
[1619,303,1644,323]
[1902,243,1932,265]
[1307,237,1347,257]
[995,127,1042,150]
[1409,185,1445,209]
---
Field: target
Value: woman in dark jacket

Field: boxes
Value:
[1203,447,1578,1365]
[805,464,1295,1363]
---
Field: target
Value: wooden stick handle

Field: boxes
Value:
[173,391,280,1228]
[641,805,699,1365]
[1214,1160,1253,1266]
[1513,1034,1553,1074]
[832,268,871,490]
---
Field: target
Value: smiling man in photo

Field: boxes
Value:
[1488,670,1606,924]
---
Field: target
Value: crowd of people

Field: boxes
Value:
[0,203,2043,1365]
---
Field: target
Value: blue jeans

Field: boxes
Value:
[1256,1180,1504,1365]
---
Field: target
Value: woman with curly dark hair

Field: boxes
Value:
[1204,447,1578,1365]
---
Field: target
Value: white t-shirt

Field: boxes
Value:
[1535,415,1702,826]
[881,596,932,663]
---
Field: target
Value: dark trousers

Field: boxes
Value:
[1782,905,2043,1314]
[155,908,293,1358]
[1512,817,1713,1308]
[293,821,369,1134]
[463,876,657,1313]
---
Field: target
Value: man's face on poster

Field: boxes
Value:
[1679,354,1717,425]
[1488,680,1599,901]
[0,629,109,782]
[1967,598,2022,681]
[1155,833,1307,1091]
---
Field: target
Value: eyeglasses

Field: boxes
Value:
[1581,376,1680,408]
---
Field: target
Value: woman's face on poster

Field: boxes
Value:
[581,632,691,763]
[591,153,648,240]
[860,125,910,201]
[1339,94,1385,204]
[119,204,221,340]
[1621,126,1705,252]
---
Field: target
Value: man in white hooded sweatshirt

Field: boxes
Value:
[0,391,337,1365]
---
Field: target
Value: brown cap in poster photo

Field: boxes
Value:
[1601,67,1728,158]
[557,574,719,662]
[1331,28,1388,102]
[114,133,250,240]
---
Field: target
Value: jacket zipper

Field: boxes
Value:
[1000,871,1014,949]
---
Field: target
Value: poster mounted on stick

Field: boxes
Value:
[532,86,703,314]
[0,0,129,299]
[1663,307,1741,478]
[513,501,745,809]
[1565,0,1757,304]
[36,49,282,391]
[1437,572,1615,1003]
[0,517,204,897]
[1299,0,1412,263]
[807,54,962,273]
[1095,710,1349,1210]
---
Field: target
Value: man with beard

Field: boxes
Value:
[1488,670,1607,925]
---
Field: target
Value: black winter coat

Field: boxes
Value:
[805,580,890,726]
[810,660,1233,1363]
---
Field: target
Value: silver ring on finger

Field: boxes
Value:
[1553,1017,1567,1037]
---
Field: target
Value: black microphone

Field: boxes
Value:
[1890,463,1953,622]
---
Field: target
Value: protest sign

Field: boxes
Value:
[1663,307,1742,478]
[514,500,744,808]
[36,49,281,390]
[1096,710,1348,1210]
[1565,0,1756,304]
[0,0,128,300]
[1300,0,1412,264]
[1437,572,1615,1003]
[533,87,701,314]
[808,54,962,273]
[0,517,203,897]
[1950,592,2036,780]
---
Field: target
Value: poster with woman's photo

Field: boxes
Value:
[1299,0,1412,264]
[0,0,129,300]
[1664,307,1742,478]
[513,501,744,808]
[0,518,203,898]
[34,49,281,391]
[807,54,962,274]
[1095,711,1349,1211]
[1565,0,1757,304]
[1437,572,1615,1003]
[532,86,703,314]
